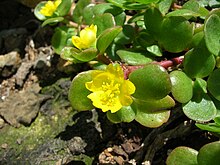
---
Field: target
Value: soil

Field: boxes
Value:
[0,0,218,165]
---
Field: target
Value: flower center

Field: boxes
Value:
[100,81,121,106]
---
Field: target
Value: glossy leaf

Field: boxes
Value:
[60,47,81,63]
[182,93,216,122]
[56,0,72,17]
[166,9,200,19]
[106,0,149,10]
[129,64,172,100]
[193,78,207,94]
[196,123,220,133]
[93,13,115,35]
[134,96,175,112]
[93,3,123,16]
[170,70,193,103]
[72,48,98,62]
[52,26,76,54]
[166,147,198,165]
[144,7,163,40]
[207,69,220,101]
[72,0,91,23]
[34,1,47,20]
[107,106,136,123]
[146,45,162,57]
[117,49,153,65]
[42,17,64,27]
[97,26,122,54]
[204,14,220,56]
[135,109,170,128]
[83,4,95,25]
[114,25,135,45]
[158,0,173,15]
[197,141,220,165]
[184,39,216,78]
[68,71,95,111]
[159,17,193,53]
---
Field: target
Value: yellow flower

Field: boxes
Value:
[85,64,136,113]
[40,0,61,17]
[72,24,97,50]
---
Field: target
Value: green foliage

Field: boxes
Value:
[35,0,220,137]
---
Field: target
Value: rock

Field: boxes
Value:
[0,51,21,68]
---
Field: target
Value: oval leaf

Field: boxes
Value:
[56,0,72,17]
[97,26,122,54]
[204,14,220,56]
[198,141,220,165]
[60,47,81,63]
[68,71,95,111]
[182,93,217,122]
[73,48,98,62]
[42,17,64,27]
[166,147,198,165]
[34,1,47,20]
[159,17,193,53]
[129,64,172,100]
[207,68,220,101]
[170,70,193,103]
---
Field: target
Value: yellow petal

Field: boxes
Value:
[72,36,87,49]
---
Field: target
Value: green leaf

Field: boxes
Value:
[134,96,175,112]
[135,109,170,128]
[93,3,123,16]
[144,7,163,40]
[106,0,149,10]
[158,0,173,15]
[114,12,126,26]
[34,1,47,20]
[56,0,72,17]
[107,106,136,123]
[166,147,198,165]
[196,123,220,133]
[83,4,95,25]
[197,141,220,165]
[72,48,98,62]
[68,70,96,111]
[166,9,200,19]
[72,0,91,23]
[159,17,193,53]
[42,17,64,27]
[204,14,220,56]
[182,0,200,12]
[52,26,76,54]
[97,26,122,54]
[129,64,172,100]
[93,13,115,35]
[135,31,155,48]
[183,39,216,78]
[182,93,217,122]
[114,25,135,45]
[170,70,193,103]
[193,78,207,94]
[134,0,159,4]
[117,49,153,65]
[146,45,162,57]
[60,47,81,63]
[207,69,220,101]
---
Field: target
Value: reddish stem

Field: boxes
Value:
[122,56,184,79]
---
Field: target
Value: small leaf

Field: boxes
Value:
[117,49,153,65]
[72,0,91,23]
[114,25,135,45]
[196,123,220,133]
[68,71,95,111]
[166,9,200,19]
[166,147,198,165]
[198,141,220,165]
[144,7,163,40]
[159,17,193,53]
[83,4,95,25]
[146,45,162,57]
[182,93,217,122]
[97,26,122,54]
[72,48,98,62]
[42,17,64,27]
[193,78,207,94]
[107,106,136,123]
[92,3,123,16]
[184,39,216,78]
[158,0,173,15]
[56,0,72,17]
[52,26,76,54]
[93,13,115,35]
[204,14,220,56]
[207,68,220,101]
[34,1,47,20]
[170,70,193,103]
[129,64,172,100]
[106,0,149,10]
[60,47,80,63]
[135,109,170,128]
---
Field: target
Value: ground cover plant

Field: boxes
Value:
[0,0,220,164]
